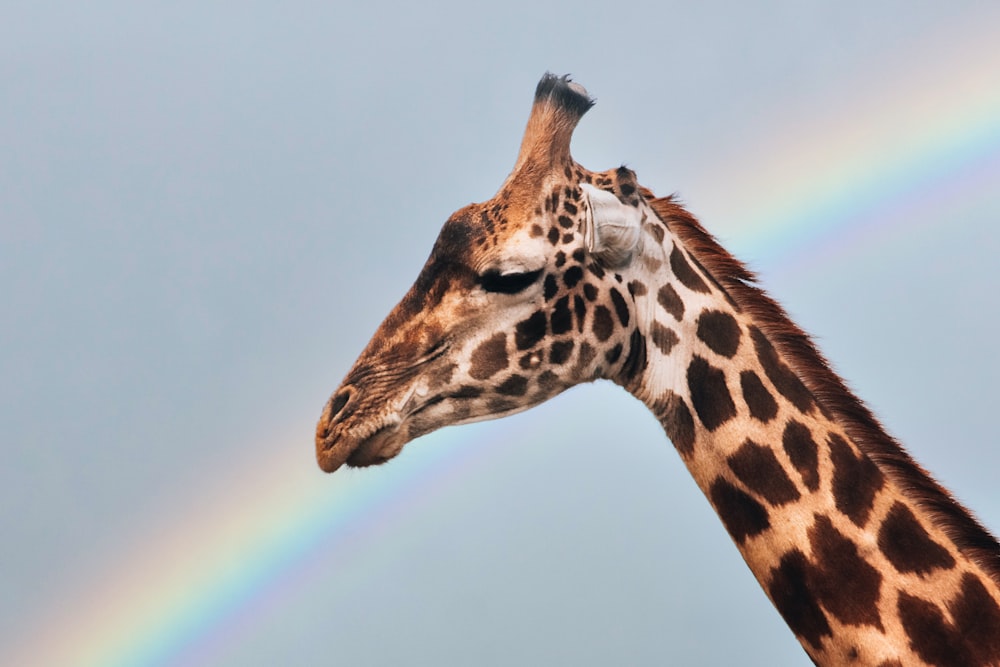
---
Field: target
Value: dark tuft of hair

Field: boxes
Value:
[534,72,595,118]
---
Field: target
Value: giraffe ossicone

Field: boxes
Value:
[315,73,1000,666]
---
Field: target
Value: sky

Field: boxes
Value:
[3,2,1000,666]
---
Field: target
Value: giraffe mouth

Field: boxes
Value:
[344,422,404,468]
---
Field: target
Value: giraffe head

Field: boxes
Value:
[316,74,661,473]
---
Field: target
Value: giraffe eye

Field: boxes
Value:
[478,268,544,295]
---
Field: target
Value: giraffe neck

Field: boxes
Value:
[614,196,1000,666]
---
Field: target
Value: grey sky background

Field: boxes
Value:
[3,2,1000,666]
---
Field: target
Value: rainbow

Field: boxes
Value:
[8,22,1000,667]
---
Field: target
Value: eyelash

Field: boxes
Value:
[478,269,544,295]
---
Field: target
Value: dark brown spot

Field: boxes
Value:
[587,262,605,278]
[650,321,679,355]
[573,295,586,333]
[952,573,1000,664]
[782,421,820,491]
[562,233,574,244]
[487,397,516,413]
[496,374,528,396]
[537,370,560,392]
[547,226,560,245]
[558,215,574,229]
[452,385,482,399]
[768,550,832,650]
[555,250,566,268]
[543,274,559,300]
[515,311,547,350]
[696,310,741,358]
[727,440,800,507]
[549,340,574,365]
[898,592,975,667]
[829,433,884,527]
[809,514,883,629]
[647,222,665,244]
[576,341,596,368]
[750,326,814,414]
[609,287,630,327]
[627,280,647,297]
[469,333,508,380]
[709,477,770,543]
[670,245,710,293]
[583,283,598,301]
[550,295,572,335]
[530,224,544,238]
[604,343,622,364]
[572,249,585,263]
[621,328,647,381]
[563,201,578,215]
[687,356,736,431]
[652,391,695,456]
[878,502,956,575]
[564,265,583,288]
[740,370,778,423]
[656,283,685,321]
[592,305,614,342]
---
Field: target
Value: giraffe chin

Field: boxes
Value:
[316,423,409,473]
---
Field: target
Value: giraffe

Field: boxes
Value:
[315,74,1000,665]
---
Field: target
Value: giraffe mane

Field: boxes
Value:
[647,193,1000,584]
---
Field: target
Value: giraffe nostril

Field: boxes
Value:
[328,389,351,423]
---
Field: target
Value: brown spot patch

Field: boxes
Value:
[782,420,820,491]
[809,514,883,630]
[652,391,695,456]
[576,341,596,369]
[727,440,800,507]
[709,477,771,543]
[687,356,736,431]
[740,370,778,423]
[696,310,741,358]
[670,245,710,294]
[469,333,508,380]
[573,295,586,333]
[656,283,685,321]
[621,328,647,381]
[564,265,583,288]
[650,321,679,355]
[604,343,622,364]
[898,592,976,667]
[452,385,482,399]
[647,222,665,244]
[496,374,528,396]
[609,287,630,327]
[877,502,956,575]
[952,573,1000,664]
[550,295,573,335]
[549,340,574,365]
[768,550,832,650]
[750,326,814,414]
[543,274,559,300]
[627,280,647,297]
[515,311,547,350]
[592,305,614,342]
[828,433,884,527]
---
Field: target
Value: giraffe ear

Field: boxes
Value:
[581,183,642,268]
